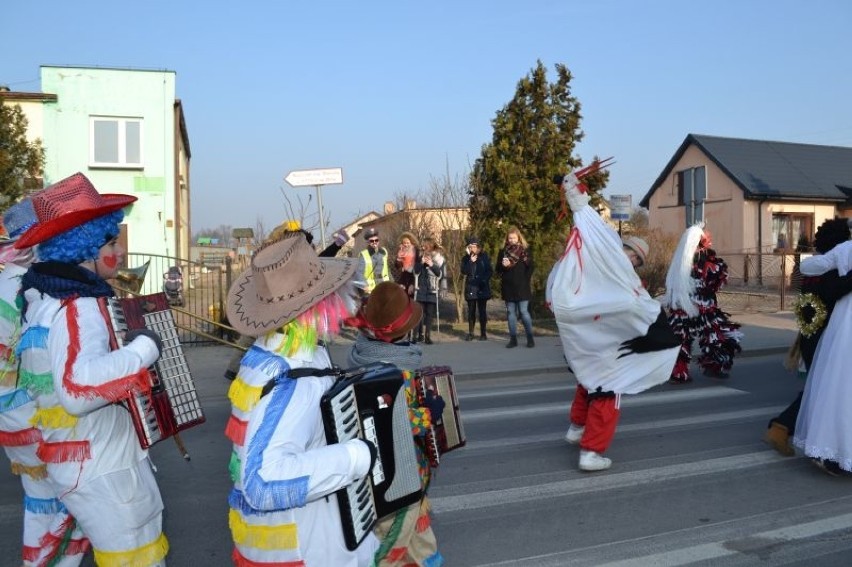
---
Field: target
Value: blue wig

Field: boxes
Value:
[37,210,124,264]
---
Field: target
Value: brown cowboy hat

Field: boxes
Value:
[349,281,422,342]
[14,173,137,249]
[226,231,357,336]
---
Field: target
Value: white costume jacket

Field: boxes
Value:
[19,287,168,564]
[230,334,378,566]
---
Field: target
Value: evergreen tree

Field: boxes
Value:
[469,60,609,311]
[0,101,44,206]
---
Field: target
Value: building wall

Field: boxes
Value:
[648,145,741,251]
[648,143,840,254]
[5,98,47,144]
[40,66,179,258]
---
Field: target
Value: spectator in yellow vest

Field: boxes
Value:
[357,227,390,294]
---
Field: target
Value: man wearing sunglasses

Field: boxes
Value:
[357,227,390,294]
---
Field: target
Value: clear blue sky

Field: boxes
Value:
[5,1,852,236]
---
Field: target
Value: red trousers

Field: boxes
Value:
[569,384,621,453]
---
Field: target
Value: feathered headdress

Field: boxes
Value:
[662,222,705,317]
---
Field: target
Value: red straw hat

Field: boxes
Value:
[14,173,137,249]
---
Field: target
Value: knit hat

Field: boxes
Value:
[466,235,480,246]
[622,236,649,267]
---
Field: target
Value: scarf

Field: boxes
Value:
[347,334,422,370]
[21,261,114,300]
[397,246,415,272]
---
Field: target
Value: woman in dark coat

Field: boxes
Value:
[414,237,445,344]
[496,226,534,348]
[461,235,492,340]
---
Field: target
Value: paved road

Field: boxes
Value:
[431,356,852,566]
[7,323,851,565]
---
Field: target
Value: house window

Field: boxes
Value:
[772,213,813,252]
[90,117,143,168]
[676,166,707,227]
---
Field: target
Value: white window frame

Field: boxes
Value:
[89,116,144,169]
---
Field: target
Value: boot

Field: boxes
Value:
[465,333,474,341]
[564,423,584,444]
[579,450,612,472]
[506,336,518,349]
[526,335,535,348]
[478,333,487,341]
[764,422,794,456]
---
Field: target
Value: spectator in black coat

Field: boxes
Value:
[461,235,492,341]
[496,226,534,348]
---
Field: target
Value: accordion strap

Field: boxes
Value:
[260,366,341,399]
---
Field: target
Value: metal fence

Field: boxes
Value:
[116,252,241,346]
[715,252,803,313]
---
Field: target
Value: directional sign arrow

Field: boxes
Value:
[284,167,343,187]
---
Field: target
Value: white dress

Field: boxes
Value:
[793,245,852,469]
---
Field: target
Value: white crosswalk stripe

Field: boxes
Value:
[433,363,851,566]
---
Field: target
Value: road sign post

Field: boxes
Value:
[609,194,633,236]
[284,168,343,249]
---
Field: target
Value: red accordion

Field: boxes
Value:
[415,365,465,468]
[100,293,205,450]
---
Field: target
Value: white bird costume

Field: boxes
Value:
[547,164,679,394]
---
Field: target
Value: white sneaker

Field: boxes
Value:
[579,450,612,472]
[564,424,585,444]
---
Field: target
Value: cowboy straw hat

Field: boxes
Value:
[226,231,357,336]
[15,173,137,249]
[349,281,422,342]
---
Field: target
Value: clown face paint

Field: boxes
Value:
[96,237,124,279]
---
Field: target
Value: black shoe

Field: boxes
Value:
[224,369,237,381]
[506,336,518,349]
[424,336,433,345]
[479,334,487,341]
[465,334,474,341]
[526,336,535,348]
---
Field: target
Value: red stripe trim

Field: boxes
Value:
[62,300,151,401]
[0,427,41,446]
[66,538,91,555]
[225,415,247,445]
[37,440,90,463]
[415,511,432,532]
[231,548,305,567]
[35,515,76,565]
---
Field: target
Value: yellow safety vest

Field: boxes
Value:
[360,248,390,293]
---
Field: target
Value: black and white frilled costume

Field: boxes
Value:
[546,170,679,394]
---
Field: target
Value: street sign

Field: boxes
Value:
[609,194,632,221]
[284,167,343,187]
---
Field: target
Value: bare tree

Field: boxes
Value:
[254,216,267,245]
[387,160,470,324]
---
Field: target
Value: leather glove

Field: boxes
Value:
[362,439,378,471]
[424,390,446,423]
[125,328,163,357]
